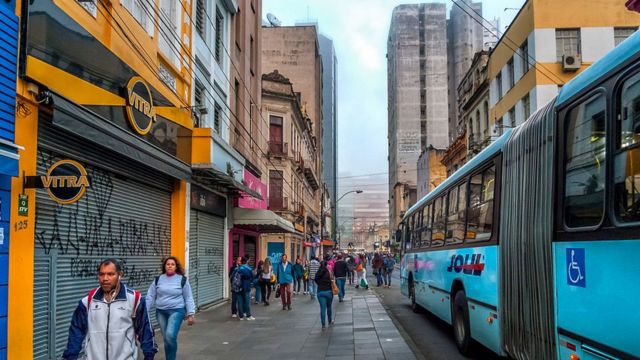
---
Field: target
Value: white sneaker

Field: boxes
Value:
[231,314,237,318]
[239,317,245,321]
[246,316,256,320]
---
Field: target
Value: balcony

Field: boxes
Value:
[303,165,320,191]
[268,141,288,157]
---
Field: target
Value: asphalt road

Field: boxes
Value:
[367,269,502,360]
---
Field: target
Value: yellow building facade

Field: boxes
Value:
[9,1,193,358]
[488,0,640,132]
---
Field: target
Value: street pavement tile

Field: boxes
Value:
[325,356,356,360]
[354,338,381,345]
[355,355,386,360]
[384,351,417,360]
[353,330,377,339]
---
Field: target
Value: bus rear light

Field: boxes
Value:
[566,342,577,351]
[569,354,579,360]
[486,316,493,324]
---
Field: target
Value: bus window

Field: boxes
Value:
[404,215,413,251]
[564,93,606,228]
[420,203,432,248]
[446,185,465,245]
[468,167,495,241]
[615,72,640,223]
[432,196,445,246]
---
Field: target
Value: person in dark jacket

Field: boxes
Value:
[372,253,384,287]
[314,261,334,329]
[332,254,348,302]
[293,257,304,295]
[229,256,242,317]
[233,256,255,320]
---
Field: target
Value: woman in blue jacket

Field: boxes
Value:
[146,256,196,360]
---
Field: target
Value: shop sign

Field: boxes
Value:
[190,185,226,217]
[294,223,304,232]
[18,194,28,216]
[24,160,91,205]
[238,170,267,209]
[125,76,157,136]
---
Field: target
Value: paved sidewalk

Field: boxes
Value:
[153,285,417,360]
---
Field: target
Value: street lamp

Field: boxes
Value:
[322,189,363,249]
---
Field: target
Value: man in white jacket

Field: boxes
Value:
[63,258,157,360]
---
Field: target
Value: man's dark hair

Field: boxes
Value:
[97,258,122,274]
[241,256,248,264]
[337,254,343,260]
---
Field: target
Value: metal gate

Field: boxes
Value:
[33,119,174,359]
[189,210,224,308]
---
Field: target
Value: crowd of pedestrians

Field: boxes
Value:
[62,251,396,359]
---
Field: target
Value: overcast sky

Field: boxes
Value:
[262,0,525,184]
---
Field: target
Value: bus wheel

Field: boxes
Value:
[410,281,420,313]
[453,290,471,355]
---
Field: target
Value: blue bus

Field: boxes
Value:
[399,30,640,360]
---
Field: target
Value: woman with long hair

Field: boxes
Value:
[259,257,273,305]
[146,256,195,360]
[314,260,334,329]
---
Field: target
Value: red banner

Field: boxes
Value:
[626,0,640,12]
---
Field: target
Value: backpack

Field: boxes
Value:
[155,275,187,288]
[231,268,243,292]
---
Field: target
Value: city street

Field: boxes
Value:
[368,270,501,360]
[154,286,416,360]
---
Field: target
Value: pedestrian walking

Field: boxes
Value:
[355,254,369,290]
[383,254,396,287]
[308,256,320,299]
[253,260,264,304]
[231,257,255,320]
[303,259,310,294]
[346,255,355,285]
[332,254,348,302]
[293,257,304,295]
[372,252,384,287]
[314,261,335,330]
[62,258,157,360]
[276,254,294,310]
[145,256,195,360]
[259,257,273,305]
[229,256,242,318]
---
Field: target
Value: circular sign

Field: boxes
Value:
[43,160,90,205]
[125,76,156,136]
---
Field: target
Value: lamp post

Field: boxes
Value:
[321,190,363,250]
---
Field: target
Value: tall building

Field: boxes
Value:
[318,34,338,243]
[448,0,484,142]
[483,18,501,50]
[387,4,448,235]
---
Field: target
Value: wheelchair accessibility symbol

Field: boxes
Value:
[566,248,586,287]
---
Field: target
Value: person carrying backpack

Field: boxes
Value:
[383,254,396,288]
[145,256,195,360]
[229,256,242,317]
[276,254,294,310]
[232,256,255,320]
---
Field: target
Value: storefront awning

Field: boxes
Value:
[192,167,262,200]
[49,93,191,180]
[233,208,296,233]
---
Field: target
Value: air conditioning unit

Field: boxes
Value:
[562,54,582,72]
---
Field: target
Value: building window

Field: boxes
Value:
[121,0,154,36]
[77,0,97,17]
[158,0,181,69]
[213,103,222,134]
[496,72,503,99]
[483,102,489,136]
[158,62,176,91]
[509,106,516,127]
[507,57,515,88]
[556,28,581,62]
[235,8,242,51]
[523,93,531,120]
[195,0,206,40]
[250,35,255,76]
[269,170,284,210]
[564,93,606,228]
[194,81,205,127]
[520,39,529,74]
[475,109,481,139]
[215,6,224,64]
[614,27,638,46]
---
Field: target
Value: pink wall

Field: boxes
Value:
[238,170,267,209]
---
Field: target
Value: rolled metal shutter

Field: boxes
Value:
[33,119,174,359]
[189,210,224,308]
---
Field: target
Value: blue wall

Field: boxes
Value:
[0,1,18,359]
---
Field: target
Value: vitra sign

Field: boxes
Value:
[24,160,91,205]
[125,76,157,136]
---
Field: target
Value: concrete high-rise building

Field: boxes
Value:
[448,0,485,141]
[483,18,501,50]
[318,34,339,242]
[387,4,449,234]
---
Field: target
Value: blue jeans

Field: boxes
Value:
[317,290,333,327]
[231,291,238,315]
[237,291,251,317]
[254,281,262,303]
[384,270,393,286]
[375,270,383,286]
[336,277,346,300]
[156,308,186,360]
[308,279,317,297]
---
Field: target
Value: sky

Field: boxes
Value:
[262,0,526,184]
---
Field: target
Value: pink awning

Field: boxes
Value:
[626,0,640,12]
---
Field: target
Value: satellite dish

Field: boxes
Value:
[267,13,281,27]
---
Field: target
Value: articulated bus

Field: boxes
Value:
[399,30,640,360]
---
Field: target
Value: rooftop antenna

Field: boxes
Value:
[266,13,281,27]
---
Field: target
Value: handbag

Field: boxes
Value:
[275,285,281,298]
[270,273,276,284]
[330,273,339,295]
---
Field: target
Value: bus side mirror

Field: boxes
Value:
[395,229,402,243]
